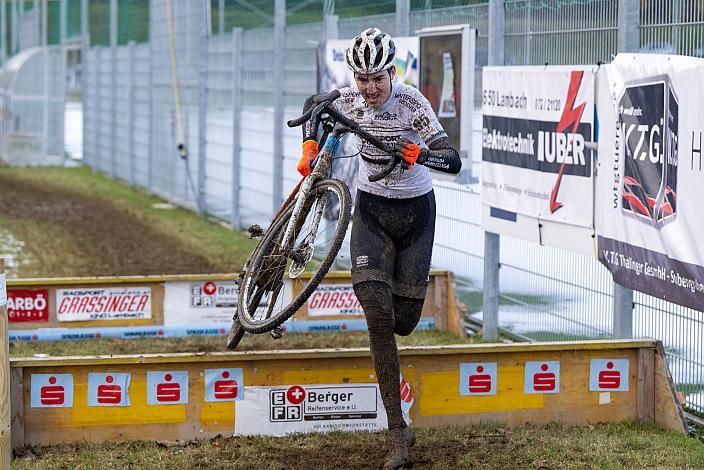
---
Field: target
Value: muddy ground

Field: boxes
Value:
[0,168,251,277]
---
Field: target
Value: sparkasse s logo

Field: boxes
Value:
[618,75,679,226]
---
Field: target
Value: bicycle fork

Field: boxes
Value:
[279,134,342,266]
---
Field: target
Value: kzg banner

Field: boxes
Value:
[481,66,596,228]
[595,54,704,311]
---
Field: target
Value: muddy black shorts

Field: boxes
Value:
[350,189,436,299]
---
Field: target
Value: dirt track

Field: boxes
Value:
[0,169,221,277]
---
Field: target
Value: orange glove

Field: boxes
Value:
[393,138,422,170]
[297,140,319,176]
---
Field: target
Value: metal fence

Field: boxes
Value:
[6,0,704,413]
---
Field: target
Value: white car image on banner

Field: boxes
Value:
[481,66,597,255]
[595,53,704,311]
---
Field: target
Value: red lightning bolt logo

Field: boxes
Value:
[549,71,587,213]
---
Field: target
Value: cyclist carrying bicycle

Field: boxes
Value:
[298,27,461,469]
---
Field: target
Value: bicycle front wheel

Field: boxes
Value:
[237,178,351,333]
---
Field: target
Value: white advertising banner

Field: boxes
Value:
[307,284,363,317]
[318,37,419,93]
[163,281,237,325]
[595,54,704,311]
[235,378,413,436]
[481,66,596,230]
[56,287,152,322]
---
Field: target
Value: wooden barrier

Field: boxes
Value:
[7,270,464,337]
[291,270,463,336]
[6,273,205,330]
[0,259,11,466]
[8,339,686,448]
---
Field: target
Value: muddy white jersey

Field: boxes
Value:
[332,83,447,199]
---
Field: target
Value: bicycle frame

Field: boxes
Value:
[239,129,343,324]
[279,131,341,270]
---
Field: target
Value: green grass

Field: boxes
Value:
[9,330,479,358]
[12,422,704,469]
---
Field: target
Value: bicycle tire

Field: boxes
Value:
[237,178,351,333]
[225,315,246,350]
[227,193,293,349]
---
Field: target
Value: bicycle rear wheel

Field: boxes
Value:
[225,315,246,350]
[237,178,351,333]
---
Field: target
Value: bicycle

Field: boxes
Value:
[227,89,400,349]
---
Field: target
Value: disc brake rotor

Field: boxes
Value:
[288,243,314,278]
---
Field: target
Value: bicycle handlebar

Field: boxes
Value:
[287,90,400,182]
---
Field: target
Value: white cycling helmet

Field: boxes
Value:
[345,27,396,75]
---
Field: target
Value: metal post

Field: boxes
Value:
[483,0,505,341]
[617,0,639,53]
[218,0,225,36]
[272,0,285,211]
[81,0,90,167]
[147,9,154,193]
[60,0,67,160]
[525,0,532,65]
[395,0,410,36]
[613,283,634,338]
[482,232,500,340]
[0,1,6,65]
[128,41,135,186]
[489,0,505,66]
[197,0,209,216]
[0,259,10,467]
[109,0,117,177]
[60,0,66,45]
[323,10,339,268]
[671,0,681,54]
[458,26,475,182]
[94,47,101,171]
[34,0,40,46]
[231,27,243,229]
[323,14,338,41]
[41,0,48,160]
[10,0,17,55]
[613,0,636,336]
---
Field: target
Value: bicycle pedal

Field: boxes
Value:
[248,224,264,238]
[270,326,285,340]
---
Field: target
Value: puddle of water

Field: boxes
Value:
[0,229,31,278]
